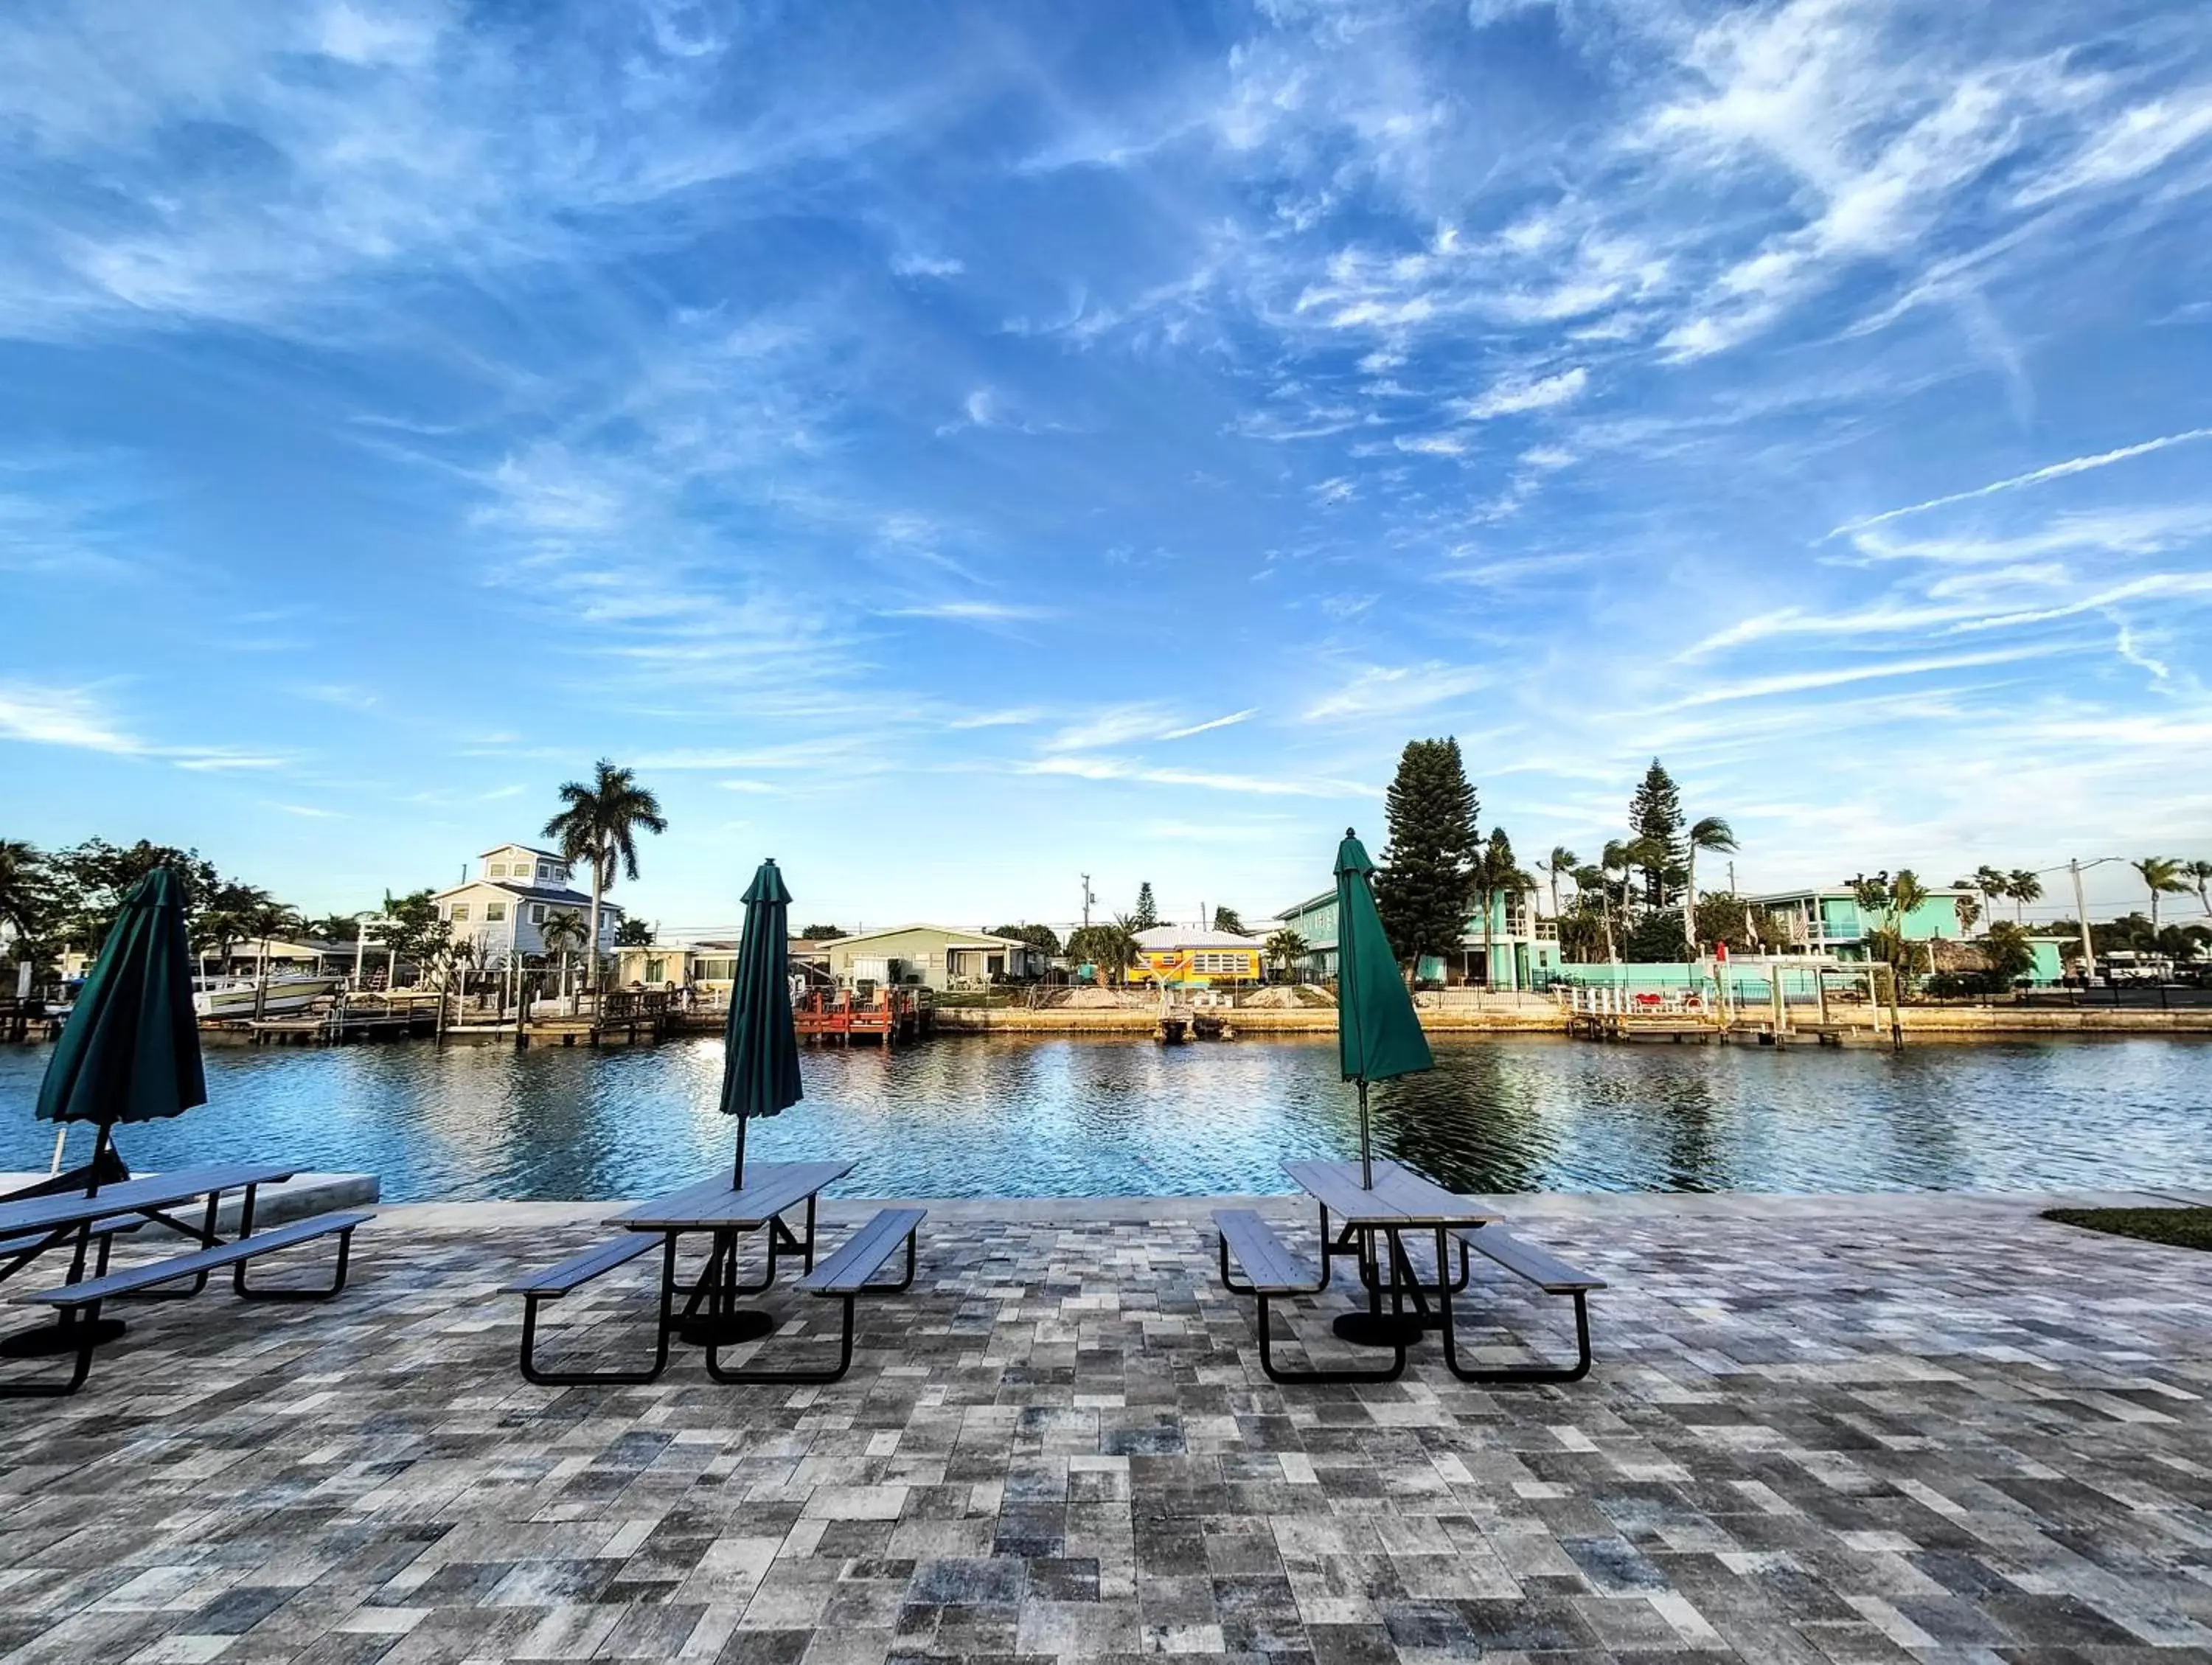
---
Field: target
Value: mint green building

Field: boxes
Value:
[1746,886,2065,984]
[1273,889,1561,990]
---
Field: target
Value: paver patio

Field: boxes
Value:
[3,1191,2211,1664]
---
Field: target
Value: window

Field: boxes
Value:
[485,902,507,922]
[695,956,736,981]
[529,904,546,924]
[451,903,470,922]
[539,863,556,882]
[487,862,507,877]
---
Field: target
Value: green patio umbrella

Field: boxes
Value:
[11,866,206,1358]
[1334,827,1431,1188]
[719,857,801,1189]
[35,866,206,1183]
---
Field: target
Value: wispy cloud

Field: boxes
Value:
[1158,709,1256,740]
[1827,428,2212,538]
[1304,665,1490,722]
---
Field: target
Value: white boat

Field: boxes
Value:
[193,974,344,1020]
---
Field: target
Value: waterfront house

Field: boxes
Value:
[1271,891,1560,989]
[1130,926,1265,987]
[821,924,1049,990]
[1746,885,1975,959]
[432,844,621,967]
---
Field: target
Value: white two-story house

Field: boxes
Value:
[431,844,623,966]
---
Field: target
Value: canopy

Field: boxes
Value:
[35,867,206,1142]
[718,858,802,1186]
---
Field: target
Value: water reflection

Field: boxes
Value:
[1,1034,2207,1201]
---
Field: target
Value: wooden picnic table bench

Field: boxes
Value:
[507,1161,928,1388]
[1,1164,370,1400]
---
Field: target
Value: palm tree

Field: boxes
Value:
[1471,830,1537,990]
[0,838,44,945]
[1539,846,1578,928]
[543,759,667,995]
[2187,860,2212,920]
[1264,928,1309,982]
[2006,868,2042,925]
[242,898,304,1020]
[2132,857,2188,930]
[540,908,588,1004]
[1680,816,1737,956]
[1953,893,1982,935]
[1589,847,1626,964]
[1972,864,2008,926]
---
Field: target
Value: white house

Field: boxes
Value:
[431,844,622,966]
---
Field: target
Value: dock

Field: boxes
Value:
[795,989,931,1046]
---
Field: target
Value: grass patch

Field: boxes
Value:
[2042,1206,2212,1251]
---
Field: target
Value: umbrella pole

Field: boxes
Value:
[732,1115,748,1191]
[49,1125,66,1176]
[1358,1078,1373,1189]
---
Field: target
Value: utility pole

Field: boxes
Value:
[1080,875,1094,930]
[2069,858,2096,984]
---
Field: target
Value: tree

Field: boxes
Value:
[543,759,667,987]
[1470,827,1535,987]
[1693,893,1786,954]
[195,881,271,976]
[0,839,50,945]
[990,922,1063,956]
[799,923,848,941]
[1131,883,1159,931]
[1576,855,1618,964]
[540,909,588,1002]
[1211,906,1247,936]
[1973,864,2009,925]
[1539,846,1577,927]
[1373,737,1479,973]
[1067,918,1138,986]
[2006,868,2042,925]
[1627,759,1683,908]
[1849,869,1930,979]
[1980,920,2036,984]
[240,897,305,1019]
[1953,893,1982,934]
[613,917,655,948]
[1680,815,1737,954]
[2132,857,2188,930]
[1620,835,1674,917]
[1622,913,1690,962]
[46,839,220,958]
[1264,928,1308,980]
[2187,860,2212,920]
[376,889,444,983]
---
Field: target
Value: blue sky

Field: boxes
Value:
[3,0,2209,932]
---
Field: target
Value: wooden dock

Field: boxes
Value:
[795,990,931,1046]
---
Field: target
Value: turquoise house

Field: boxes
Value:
[1746,886,1977,958]
[1273,889,1560,990]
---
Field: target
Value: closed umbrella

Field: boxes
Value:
[35,866,206,1175]
[686,858,804,1349]
[1333,828,1432,1188]
[9,866,206,1357]
[720,858,801,1189]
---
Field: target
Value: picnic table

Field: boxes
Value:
[508,1158,931,1386]
[1281,1158,1501,1346]
[1,1161,371,1397]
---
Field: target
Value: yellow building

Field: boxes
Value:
[1130,926,1264,987]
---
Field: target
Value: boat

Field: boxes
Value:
[193,974,344,1020]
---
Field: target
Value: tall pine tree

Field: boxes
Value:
[1132,882,1159,930]
[1374,738,1479,973]
[1628,758,1683,908]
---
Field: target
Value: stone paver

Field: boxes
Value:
[3,1192,2211,1664]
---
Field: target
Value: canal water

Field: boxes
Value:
[1,1035,2206,1202]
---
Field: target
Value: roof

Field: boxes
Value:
[431,879,621,911]
[1135,926,1262,950]
[825,922,1043,951]
[1276,889,1335,921]
[1747,885,1975,904]
[479,844,568,862]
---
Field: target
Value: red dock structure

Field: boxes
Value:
[794,988,931,1046]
